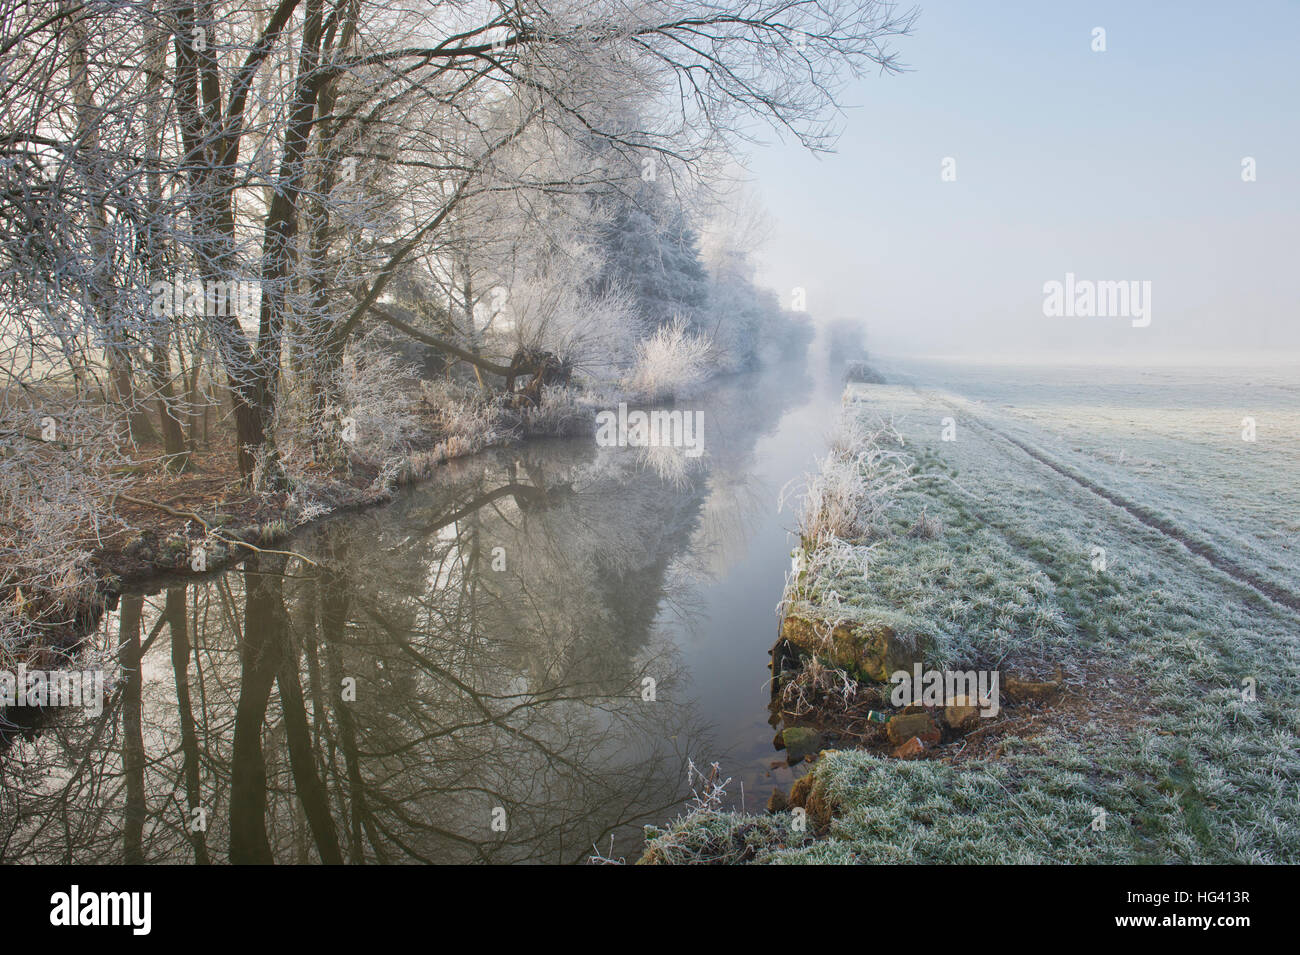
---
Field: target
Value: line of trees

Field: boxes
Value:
[0,0,913,645]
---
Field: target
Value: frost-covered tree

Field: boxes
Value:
[592,180,711,332]
[3,0,915,488]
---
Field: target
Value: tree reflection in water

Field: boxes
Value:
[0,365,815,863]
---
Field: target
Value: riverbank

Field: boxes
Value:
[1,380,605,675]
[641,368,1300,864]
[0,357,834,861]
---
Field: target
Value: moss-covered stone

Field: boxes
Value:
[781,726,824,763]
[780,613,923,682]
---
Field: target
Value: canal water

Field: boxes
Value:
[0,335,846,864]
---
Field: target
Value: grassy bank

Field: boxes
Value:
[642,380,1300,864]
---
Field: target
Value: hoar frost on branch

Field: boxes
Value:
[0,0,913,644]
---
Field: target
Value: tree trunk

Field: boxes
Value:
[166,586,210,864]
[67,4,156,443]
[119,594,146,864]
[172,0,296,487]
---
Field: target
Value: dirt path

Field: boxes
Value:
[927,389,1300,615]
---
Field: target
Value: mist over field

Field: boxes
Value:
[749,0,1300,363]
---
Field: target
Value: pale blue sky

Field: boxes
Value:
[748,0,1300,360]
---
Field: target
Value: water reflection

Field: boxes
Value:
[0,361,816,864]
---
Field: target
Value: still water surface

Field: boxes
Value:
[0,340,843,863]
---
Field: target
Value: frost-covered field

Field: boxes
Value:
[884,359,1300,600]
[644,360,1300,864]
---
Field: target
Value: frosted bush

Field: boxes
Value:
[420,378,510,449]
[625,317,712,402]
[333,341,423,465]
[785,414,913,546]
[506,275,642,383]
[517,385,591,437]
[0,396,122,661]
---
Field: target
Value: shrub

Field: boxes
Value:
[625,317,712,402]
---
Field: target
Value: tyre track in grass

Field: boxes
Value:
[929,392,1300,616]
